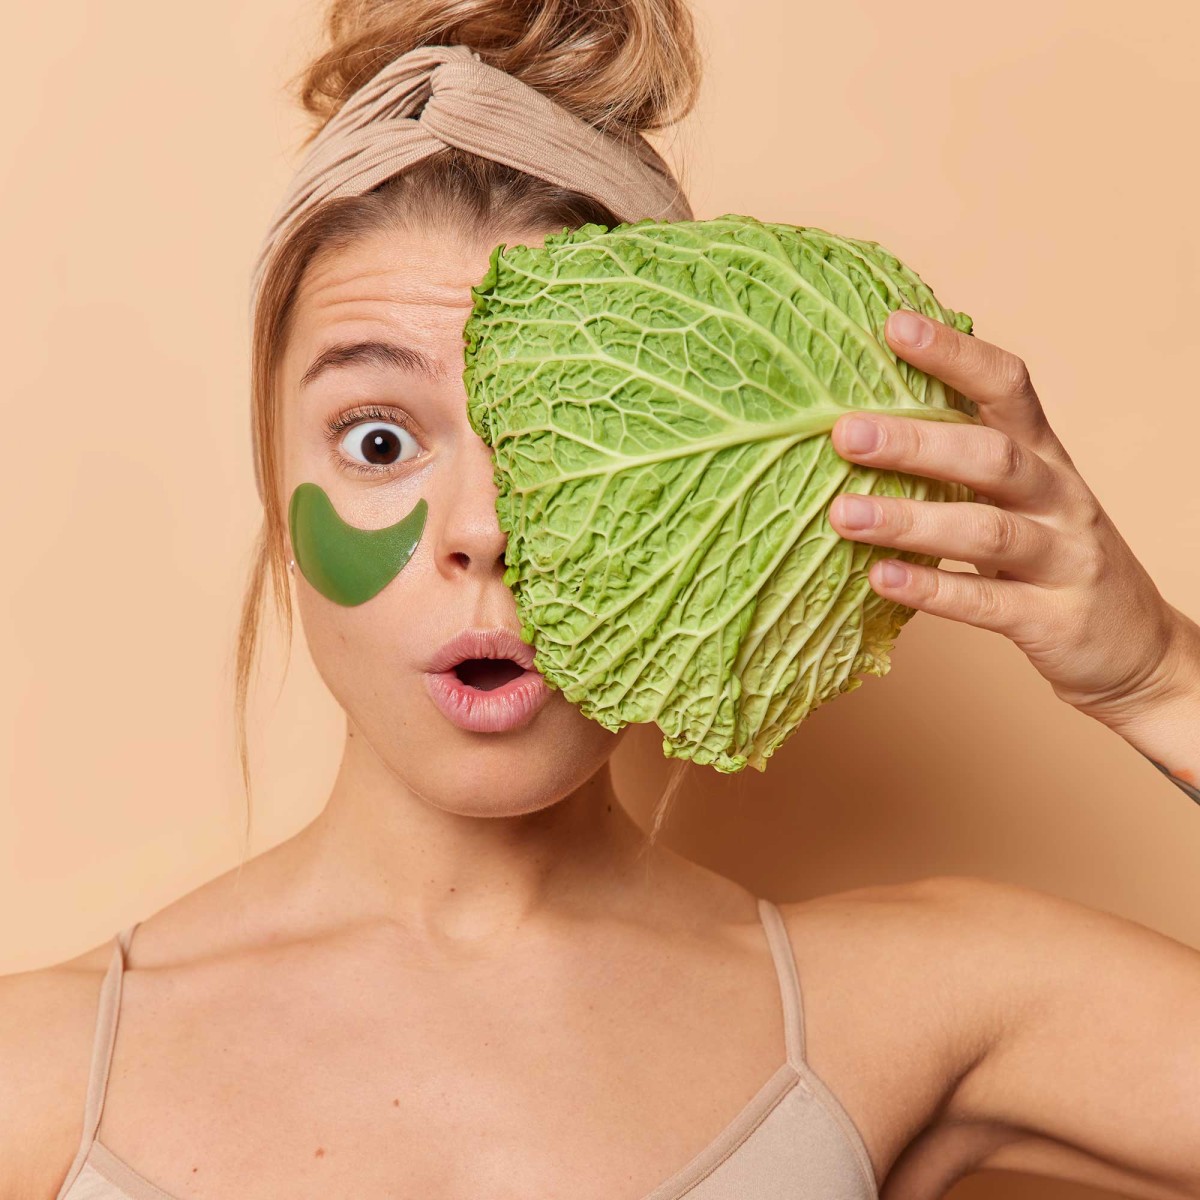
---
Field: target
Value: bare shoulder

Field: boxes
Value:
[777,871,1086,1061]
[0,938,118,1200]
[776,873,1008,1073]
[772,874,1045,1192]
[0,843,312,1199]
[774,872,1190,1192]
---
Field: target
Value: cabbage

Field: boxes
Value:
[462,214,979,773]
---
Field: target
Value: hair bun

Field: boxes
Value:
[293,0,704,146]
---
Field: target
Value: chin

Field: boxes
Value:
[348,683,628,817]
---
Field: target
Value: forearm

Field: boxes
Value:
[1091,606,1200,806]
[1129,694,1200,805]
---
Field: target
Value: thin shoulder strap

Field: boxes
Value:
[54,922,141,1200]
[756,897,806,1069]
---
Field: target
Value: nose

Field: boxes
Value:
[437,432,509,576]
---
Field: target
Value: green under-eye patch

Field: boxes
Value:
[288,481,427,606]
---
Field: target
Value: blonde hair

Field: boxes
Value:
[234,0,704,865]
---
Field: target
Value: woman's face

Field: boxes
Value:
[278,226,627,817]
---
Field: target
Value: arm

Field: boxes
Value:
[1085,604,1200,807]
[0,963,105,1200]
[932,874,1200,1199]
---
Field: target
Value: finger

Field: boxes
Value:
[829,494,1062,582]
[884,309,1070,465]
[866,557,1044,640]
[831,412,1069,517]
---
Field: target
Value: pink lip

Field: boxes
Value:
[424,626,549,733]
[427,627,537,674]
[424,668,550,733]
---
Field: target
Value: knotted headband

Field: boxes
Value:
[249,42,693,321]
[249,42,693,504]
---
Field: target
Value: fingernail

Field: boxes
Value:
[889,310,930,348]
[879,560,909,587]
[841,416,880,454]
[836,495,879,529]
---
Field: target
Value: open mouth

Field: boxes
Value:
[451,658,527,691]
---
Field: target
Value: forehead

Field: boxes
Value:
[284,227,542,378]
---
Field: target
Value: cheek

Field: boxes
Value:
[289,481,427,607]
[296,580,414,717]
[286,475,442,739]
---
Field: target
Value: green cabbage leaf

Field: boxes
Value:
[463,214,979,773]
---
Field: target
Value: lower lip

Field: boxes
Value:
[424,666,551,733]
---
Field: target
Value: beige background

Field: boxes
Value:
[2,1,1197,1197]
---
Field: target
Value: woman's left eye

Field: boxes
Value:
[329,415,421,473]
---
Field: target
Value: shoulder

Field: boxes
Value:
[772,874,1074,1187]
[0,939,117,1200]
[777,874,1185,1178]
[779,869,1074,992]
[777,871,1103,1075]
[779,874,1023,1068]
[776,871,1014,1007]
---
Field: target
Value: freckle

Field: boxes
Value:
[607,804,612,812]
[192,1167,198,1173]
[450,886,455,892]
[315,1147,325,1158]
[393,1098,400,1106]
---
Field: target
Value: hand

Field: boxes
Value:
[827,307,1190,725]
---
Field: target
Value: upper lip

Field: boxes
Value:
[427,627,537,674]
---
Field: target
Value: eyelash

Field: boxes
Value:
[322,404,422,477]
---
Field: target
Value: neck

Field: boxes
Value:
[277,721,659,956]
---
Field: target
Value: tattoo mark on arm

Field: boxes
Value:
[1142,752,1200,806]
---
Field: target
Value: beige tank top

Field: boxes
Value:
[54,897,879,1200]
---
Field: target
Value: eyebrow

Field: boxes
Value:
[299,339,447,390]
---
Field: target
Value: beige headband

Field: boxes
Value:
[249,42,693,320]
[249,42,693,505]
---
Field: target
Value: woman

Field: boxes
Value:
[5,1,1199,1198]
